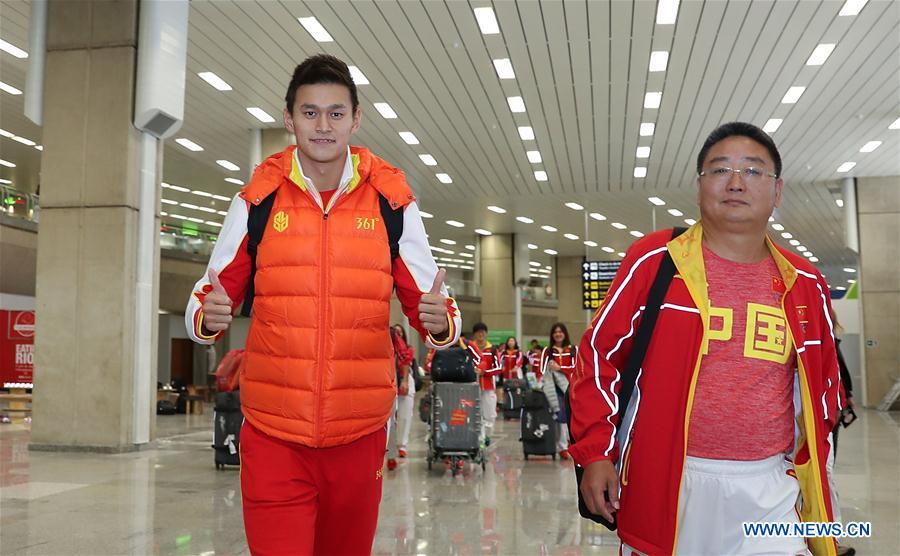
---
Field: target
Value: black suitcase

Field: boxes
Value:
[430,345,477,383]
[521,391,557,459]
[431,382,482,453]
[502,379,526,419]
[213,390,243,469]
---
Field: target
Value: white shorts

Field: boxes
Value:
[624,454,811,556]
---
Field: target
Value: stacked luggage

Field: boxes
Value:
[501,378,527,419]
[521,389,557,460]
[426,344,485,475]
[213,390,243,469]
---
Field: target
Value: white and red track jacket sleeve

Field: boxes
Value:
[184,195,252,345]
[391,201,462,349]
[568,239,665,466]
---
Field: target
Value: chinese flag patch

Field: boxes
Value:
[450,408,467,426]
[772,276,786,294]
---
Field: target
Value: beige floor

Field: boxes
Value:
[1,407,898,555]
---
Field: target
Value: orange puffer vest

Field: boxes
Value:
[238,145,415,448]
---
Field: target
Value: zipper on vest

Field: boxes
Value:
[315,210,329,444]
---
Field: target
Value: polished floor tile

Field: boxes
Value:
[0,406,897,555]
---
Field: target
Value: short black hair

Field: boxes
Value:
[696,122,782,178]
[472,322,488,334]
[285,54,359,114]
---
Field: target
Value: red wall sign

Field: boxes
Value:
[1,310,35,387]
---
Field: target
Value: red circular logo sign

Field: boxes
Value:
[12,311,35,338]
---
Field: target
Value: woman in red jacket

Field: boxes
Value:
[500,337,524,380]
[392,324,417,461]
[541,323,578,459]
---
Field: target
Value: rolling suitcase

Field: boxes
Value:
[428,382,485,473]
[502,378,526,419]
[213,390,243,469]
[521,390,557,460]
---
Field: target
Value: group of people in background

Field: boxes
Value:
[386,320,581,462]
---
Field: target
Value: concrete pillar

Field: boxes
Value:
[261,128,293,159]
[557,256,591,342]
[479,234,515,331]
[855,176,900,408]
[30,0,159,452]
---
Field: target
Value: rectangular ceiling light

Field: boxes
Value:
[419,210,433,218]
[197,207,217,213]
[446,220,465,228]
[589,212,606,221]
[534,170,548,181]
[789,239,801,246]
[644,92,662,108]
[541,225,557,232]
[347,66,369,85]
[399,131,419,145]
[11,136,35,146]
[564,233,579,240]
[839,0,868,16]
[565,202,584,211]
[781,232,793,239]
[0,159,16,168]
[0,81,23,95]
[859,141,882,152]
[584,240,598,247]
[0,39,28,58]
[656,0,680,24]
[806,44,836,66]
[440,238,457,245]
[0,178,11,184]
[611,222,627,229]
[667,208,683,216]
[487,205,506,214]
[634,167,648,178]
[198,72,232,91]
[192,190,213,197]
[168,184,190,192]
[836,161,856,173]
[507,96,526,113]
[180,202,199,210]
[373,102,397,119]
[602,246,615,253]
[436,173,453,184]
[648,196,666,206]
[835,199,844,207]
[298,17,334,42]
[493,58,515,79]
[639,122,655,136]
[516,216,534,224]
[216,160,240,171]
[649,51,669,72]
[544,249,558,255]
[206,221,223,227]
[772,223,785,231]
[518,126,535,140]
[212,194,231,202]
[781,86,806,104]
[630,230,645,238]
[526,150,542,163]
[225,178,244,185]
[217,211,228,216]
[474,7,500,34]
[34,145,43,151]
[763,118,783,133]
[0,128,13,138]
[246,107,276,123]
[684,218,697,225]
[527,243,538,249]
[890,117,900,130]
[636,146,651,158]
[419,154,437,166]
[474,228,492,236]
[175,138,204,152]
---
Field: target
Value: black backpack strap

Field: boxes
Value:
[240,191,277,317]
[570,226,686,529]
[378,194,404,261]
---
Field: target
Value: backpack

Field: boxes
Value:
[240,191,404,316]
[430,345,477,383]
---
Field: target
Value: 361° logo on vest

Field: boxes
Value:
[272,211,289,233]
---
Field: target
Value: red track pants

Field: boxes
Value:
[240,421,387,555]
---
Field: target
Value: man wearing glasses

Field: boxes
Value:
[570,122,844,555]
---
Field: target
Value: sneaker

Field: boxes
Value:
[455,459,465,470]
[559,450,571,460]
[387,458,398,471]
[485,437,492,446]
[398,448,407,458]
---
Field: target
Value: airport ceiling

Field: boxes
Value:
[1,0,898,286]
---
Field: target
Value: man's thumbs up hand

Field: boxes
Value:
[418,268,450,337]
[202,269,233,334]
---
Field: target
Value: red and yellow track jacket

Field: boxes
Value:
[569,223,842,556]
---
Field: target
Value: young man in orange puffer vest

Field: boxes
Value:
[185,54,462,555]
